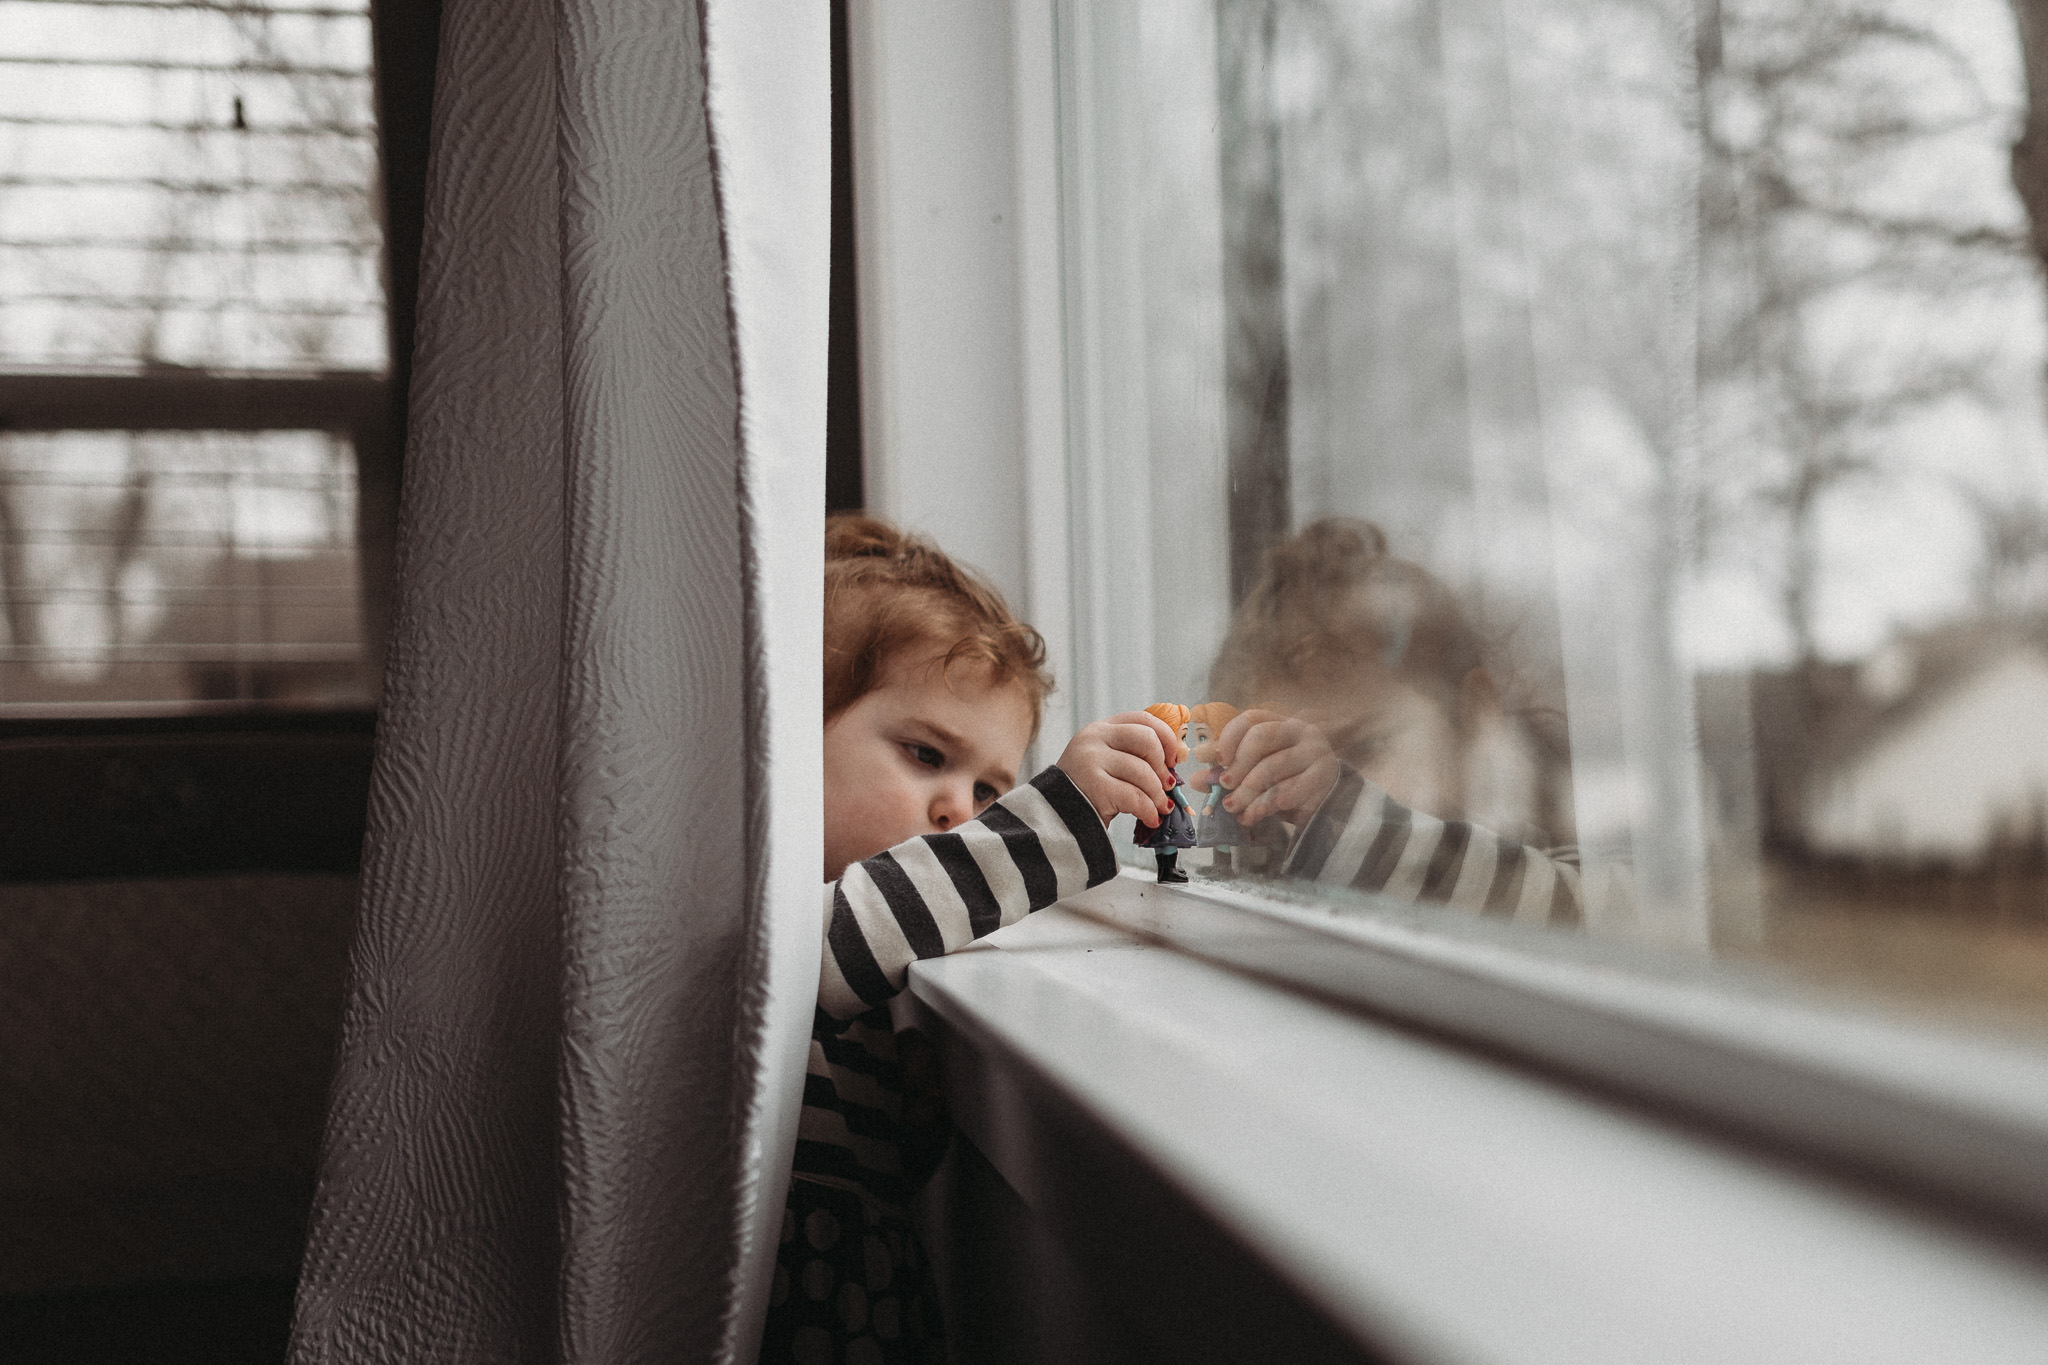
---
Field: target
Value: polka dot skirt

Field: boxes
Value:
[759,1177,946,1365]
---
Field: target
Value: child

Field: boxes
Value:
[1205,519,1584,924]
[765,517,1182,1365]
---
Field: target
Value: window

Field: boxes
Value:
[0,0,417,1309]
[0,428,365,706]
[0,0,389,713]
[1021,0,2048,1054]
[850,8,2048,1341]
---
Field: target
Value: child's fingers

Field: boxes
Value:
[1237,759,1341,824]
[1105,784,1167,826]
[1144,710,1190,767]
[1215,707,1288,770]
[1102,711,1180,777]
[1058,740,1171,825]
[1222,739,1318,812]
[1222,715,1309,787]
[1098,747,1169,818]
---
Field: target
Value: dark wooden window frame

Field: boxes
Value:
[0,0,863,881]
[0,0,442,881]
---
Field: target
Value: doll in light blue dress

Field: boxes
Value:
[1182,702,1250,874]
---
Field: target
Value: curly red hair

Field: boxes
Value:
[825,515,1054,735]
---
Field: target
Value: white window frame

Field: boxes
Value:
[845,3,2048,1357]
[845,0,1081,761]
[909,891,2048,1364]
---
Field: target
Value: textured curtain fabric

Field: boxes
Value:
[288,2,826,1361]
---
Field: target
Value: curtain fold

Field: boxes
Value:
[288,0,825,1359]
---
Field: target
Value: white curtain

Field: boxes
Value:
[288,1,825,1360]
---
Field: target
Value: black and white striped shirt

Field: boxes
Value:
[1282,764,1583,926]
[794,762,1579,1209]
[796,766,1117,1207]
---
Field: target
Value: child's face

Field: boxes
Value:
[822,649,1036,881]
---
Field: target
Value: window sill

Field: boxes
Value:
[908,878,2048,1365]
[1079,869,2048,1238]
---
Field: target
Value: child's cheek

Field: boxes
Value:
[866,777,929,851]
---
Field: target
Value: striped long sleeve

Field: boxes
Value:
[1283,764,1583,927]
[795,765,1116,1210]
[818,764,1117,1020]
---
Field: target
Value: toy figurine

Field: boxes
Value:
[1182,702,1248,873]
[1135,703,1197,883]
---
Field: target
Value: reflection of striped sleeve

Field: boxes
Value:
[818,765,1118,1020]
[1283,766,1582,927]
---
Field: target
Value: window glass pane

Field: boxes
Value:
[1079,0,2048,1047]
[0,429,367,709]
[0,0,384,372]
[0,0,385,713]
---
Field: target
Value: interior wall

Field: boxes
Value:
[0,0,436,1307]
[844,0,1029,604]
[0,874,357,1293]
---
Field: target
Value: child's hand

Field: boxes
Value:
[1057,710,1185,826]
[1213,709,1342,825]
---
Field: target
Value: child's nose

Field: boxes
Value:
[929,783,976,831]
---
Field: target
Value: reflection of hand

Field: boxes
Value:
[1214,709,1342,825]
[1058,710,1183,827]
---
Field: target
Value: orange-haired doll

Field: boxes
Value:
[1135,702,1197,882]
[1182,701,1252,872]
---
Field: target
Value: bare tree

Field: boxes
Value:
[1217,0,1295,604]
[2009,1,2048,280]
[1699,0,2030,669]
[0,3,378,701]
[1959,481,2048,612]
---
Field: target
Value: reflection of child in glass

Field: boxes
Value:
[1207,519,1582,922]
[774,516,1184,1365]
[1132,702,1198,882]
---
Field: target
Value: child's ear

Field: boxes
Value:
[1456,667,1501,732]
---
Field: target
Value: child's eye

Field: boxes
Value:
[906,743,945,769]
[973,783,999,808]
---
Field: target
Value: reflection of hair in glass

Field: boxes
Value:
[825,515,1054,733]
[1209,518,1575,848]
[1209,518,1488,715]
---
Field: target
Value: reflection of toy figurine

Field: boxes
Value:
[1183,702,1248,872]
[1137,703,1198,883]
